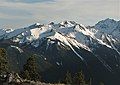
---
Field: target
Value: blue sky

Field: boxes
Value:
[0,0,119,28]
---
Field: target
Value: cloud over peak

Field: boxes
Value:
[0,0,119,28]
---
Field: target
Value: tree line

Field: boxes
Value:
[0,48,104,85]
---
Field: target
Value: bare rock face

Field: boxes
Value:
[0,72,22,85]
[8,72,23,83]
[1,72,65,85]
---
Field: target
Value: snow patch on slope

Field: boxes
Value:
[10,45,23,53]
[0,20,116,53]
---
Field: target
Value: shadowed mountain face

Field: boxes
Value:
[0,19,120,85]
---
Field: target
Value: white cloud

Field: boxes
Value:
[0,0,119,28]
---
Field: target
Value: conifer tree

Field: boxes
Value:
[22,54,40,81]
[0,48,9,75]
[73,71,86,85]
[65,71,72,84]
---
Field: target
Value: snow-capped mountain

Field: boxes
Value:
[93,18,120,41]
[0,20,114,60]
[0,20,112,50]
[0,19,120,84]
[89,18,120,55]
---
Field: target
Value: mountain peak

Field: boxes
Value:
[104,18,116,22]
[95,18,117,31]
[0,19,119,50]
